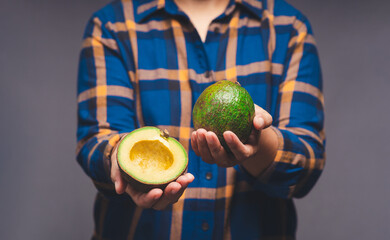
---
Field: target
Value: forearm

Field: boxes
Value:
[247,15,325,198]
[237,126,325,199]
[261,127,325,198]
[77,13,136,194]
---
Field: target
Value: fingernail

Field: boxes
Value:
[171,188,179,195]
[224,133,232,144]
[256,117,264,128]
[189,174,195,181]
[154,195,161,201]
[205,133,213,144]
[192,131,196,138]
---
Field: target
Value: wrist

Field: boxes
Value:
[241,127,278,177]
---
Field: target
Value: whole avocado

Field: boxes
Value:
[192,80,255,153]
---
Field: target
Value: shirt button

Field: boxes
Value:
[202,222,209,231]
[204,71,211,78]
[205,172,212,180]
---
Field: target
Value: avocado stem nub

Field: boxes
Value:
[161,129,170,138]
[234,81,241,87]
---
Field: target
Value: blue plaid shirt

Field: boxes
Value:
[77,0,325,239]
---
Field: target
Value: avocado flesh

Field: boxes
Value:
[117,127,188,191]
[130,140,174,176]
[192,80,255,153]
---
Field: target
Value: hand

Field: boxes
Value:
[110,138,195,210]
[191,104,273,168]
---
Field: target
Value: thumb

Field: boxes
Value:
[111,142,127,194]
[254,104,272,129]
[253,116,265,130]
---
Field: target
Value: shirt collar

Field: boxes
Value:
[134,0,264,23]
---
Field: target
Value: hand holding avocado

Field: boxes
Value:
[110,135,194,210]
[191,80,277,173]
[191,104,274,169]
[192,80,256,153]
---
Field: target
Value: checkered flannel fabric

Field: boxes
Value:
[77,0,325,239]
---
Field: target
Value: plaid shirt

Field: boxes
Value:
[77,0,325,239]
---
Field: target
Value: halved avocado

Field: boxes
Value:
[117,127,188,192]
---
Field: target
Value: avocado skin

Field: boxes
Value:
[119,165,188,193]
[192,80,255,153]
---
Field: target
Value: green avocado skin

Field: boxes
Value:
[192,80,255,153]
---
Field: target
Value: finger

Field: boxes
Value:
[205,131,223,156]
[126,185,163,209]
[254,104,273,129]
[191,131,200,156]
[110,145,127,194]
[168,173,195,204]
[152,182,183,210]
[253,116,265,130]
[205,132,236,167]
[175,173,195,188]
[152,173,194,211]
[196,129,215,164]
[224,131,255,163]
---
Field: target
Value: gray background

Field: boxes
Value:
[0,0,389,239]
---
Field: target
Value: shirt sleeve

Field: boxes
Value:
[76,15,136,196]
[236,16,325,199]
